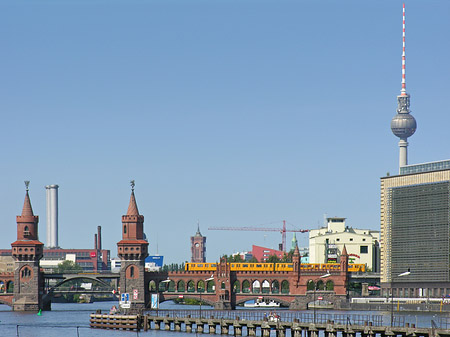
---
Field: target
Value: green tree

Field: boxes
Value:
[266,254,281,263]
[248,256,259,263]
[54,260,83,274]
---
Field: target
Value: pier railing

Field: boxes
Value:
[147,309,384,327]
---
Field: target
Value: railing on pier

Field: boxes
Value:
[147,309,384,327]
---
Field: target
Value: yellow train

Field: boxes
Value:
[185,262,365,273]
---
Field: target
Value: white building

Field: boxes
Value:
[309,217,380,272]
[39,253,76,272]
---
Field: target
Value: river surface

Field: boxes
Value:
[0,301,448,337]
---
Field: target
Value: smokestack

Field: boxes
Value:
[95,233,98,250]
[45,185,59,248]
[97,225,102,251]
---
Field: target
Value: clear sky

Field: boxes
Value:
[1,0,449,264]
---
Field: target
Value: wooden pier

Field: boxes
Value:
[90,311,450,337]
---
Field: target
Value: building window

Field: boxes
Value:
[349,238,353,241]
[336,238,340,241]
[360,246,368,254]
[123,225,127,234]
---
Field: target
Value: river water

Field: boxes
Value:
[0,301,449,337]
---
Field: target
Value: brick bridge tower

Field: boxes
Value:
[11,181,44,311]
[117,181,149,311]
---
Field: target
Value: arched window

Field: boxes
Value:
[177,280,185,292]
[0,281,5,293]
[148,280,156,291]
[316,280,325,290]
[168,280,175,292]
[326,280,334,291]
[24,226,30,236]
[233,280,240,293]
[7,281,14,293]
[242,280,251,293]
[197,280,205,293]
[272,280,280,294]
[262,280,270,294]
[130,266,134,278]
[123,225,127,234]
[307,280,315,291]
[187,280,195,292]
[281,280,290,294]
[206,280,215,293]
[252,280,260,293]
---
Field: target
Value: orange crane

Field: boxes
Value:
[208,220,308,252]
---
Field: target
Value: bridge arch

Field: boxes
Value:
[252,280,260,293]
[177,280,185,292]
[242,279,250,293]
[261,280,270,294]
[233,280,240,293]
[271,280,279,293]
[281,280,289,294]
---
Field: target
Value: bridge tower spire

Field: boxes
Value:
[117,180,149,311]
[11,181,44,311]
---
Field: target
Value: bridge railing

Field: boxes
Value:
[146,309,384,326]
[44,270,119,275]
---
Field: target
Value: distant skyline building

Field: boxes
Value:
[390,4,416,173]
[45,184,59,248]
[190,223,206,263]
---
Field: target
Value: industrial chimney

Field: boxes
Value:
[45,185,59,248]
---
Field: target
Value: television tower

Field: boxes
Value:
[390,3,416,172]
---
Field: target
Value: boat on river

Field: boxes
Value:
[244,298,280,308]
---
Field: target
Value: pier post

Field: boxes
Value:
[248,324,256,336]
[292,323,301,337]
[164,319,171,331]
[197,321,204,333]
[143,316,149,331]
[186,321,193,333]
[209,324,216,334]
[262,322,271,337]
[234,323,242,336]
[175,320,181,332]
[221,323,229,334]
[154,320,161,330]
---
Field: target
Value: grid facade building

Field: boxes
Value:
[381,164,450,298]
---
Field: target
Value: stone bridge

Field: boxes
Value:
[0,272,14,306]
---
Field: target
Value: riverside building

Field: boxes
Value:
[380,160,450,298]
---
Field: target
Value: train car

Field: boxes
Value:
[230,263,274,272]
[348,263,366,272]
[274,263,293,272]
[185,263,217,271]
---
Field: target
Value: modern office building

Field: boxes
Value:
[380,160,450,298]
[309,217,380,271]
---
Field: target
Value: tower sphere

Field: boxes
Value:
[391,113,416,138]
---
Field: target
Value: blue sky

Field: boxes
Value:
[1,0,449,264]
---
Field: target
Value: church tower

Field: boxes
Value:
[117,181,149,311]
[11,181,44,311]
[191,223,206,263]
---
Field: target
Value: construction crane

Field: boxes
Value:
[208,220,309,252]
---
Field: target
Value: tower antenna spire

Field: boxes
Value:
[401,3,407,95]
[390,3,417,172]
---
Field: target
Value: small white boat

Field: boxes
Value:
[244,298,280,308]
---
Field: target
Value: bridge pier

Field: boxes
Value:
[197,321,204,333]
[185,321,193,333]
[262,322,271,337]
[209,323,216,334]
[247,324,256,336]
[175,321,182,332]
[154,320,161,330]
[221,323,230,334]
[164,319,171,331]
[233,321,242,335]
